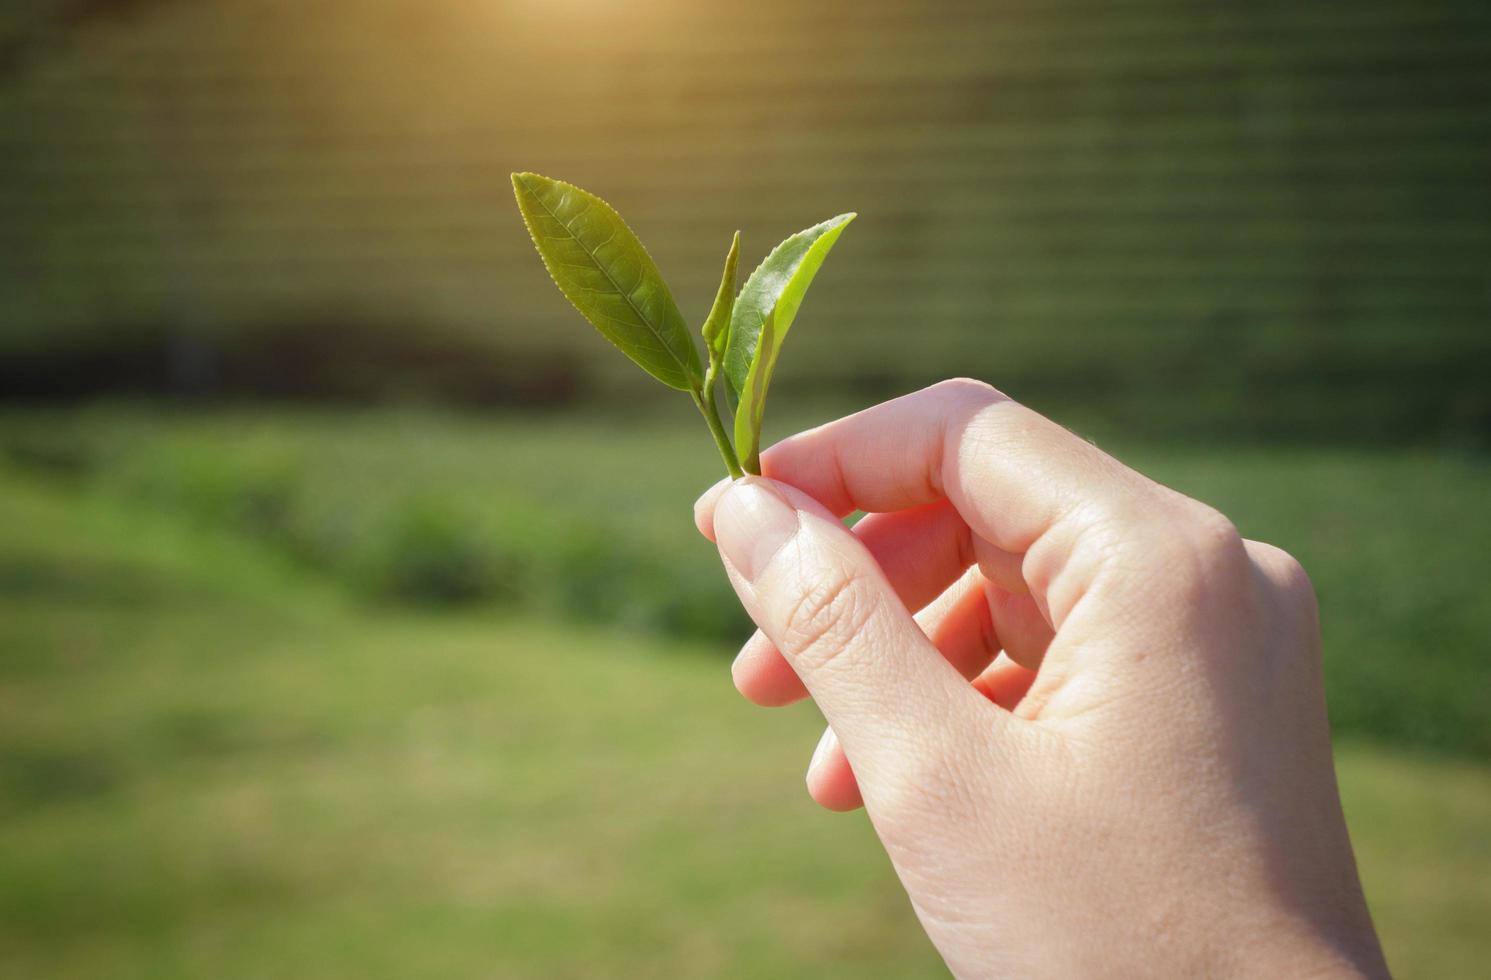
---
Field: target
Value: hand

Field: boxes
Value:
[695,380,1387,979]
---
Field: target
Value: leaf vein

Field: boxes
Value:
[524,182,692,383]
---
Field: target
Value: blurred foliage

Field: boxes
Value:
[1,454,1489,979]
[0,467,943,979]
[1,0,1488,442]
[0,405,753,640]
[2,405,1487,760]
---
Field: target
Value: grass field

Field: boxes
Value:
[2,404,1487,756]
[1,406,1489,978]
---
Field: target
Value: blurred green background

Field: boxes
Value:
[1,1,1488,977]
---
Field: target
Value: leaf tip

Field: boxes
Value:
[510,172,558,201]
[510,172,534,207]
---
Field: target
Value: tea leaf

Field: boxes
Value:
[511,173,702,391]
[701,231,740,363]
[725,213,855,470]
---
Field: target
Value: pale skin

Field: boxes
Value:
[694,379,1389,979]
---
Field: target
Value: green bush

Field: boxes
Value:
[0,408,747,640]
[369,497,507,605]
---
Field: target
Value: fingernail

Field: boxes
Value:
[809,727,838,779]
[693,478,730,513]
[692,478,732,538]
[713,478,799,583]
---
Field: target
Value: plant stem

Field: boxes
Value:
[693,375,744,480]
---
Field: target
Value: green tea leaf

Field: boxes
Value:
[725,213,856,470]
[511,172,702,391]
[701,231,740,363]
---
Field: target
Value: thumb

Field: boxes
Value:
[711,477,998,782]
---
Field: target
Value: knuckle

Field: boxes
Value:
[1248,540,1319,616]
[1158,500,1248,578]
[1117,499,1251,603]
[1186,506,1247,568]
[779,569,875,672]
[1253,540,1308,587]
[930,376,1004,406]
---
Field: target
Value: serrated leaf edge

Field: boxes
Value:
[724,212,856,398]
[728,212,856,469]
[511,172,700,391]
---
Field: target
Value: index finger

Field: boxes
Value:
[760,379,1155,555]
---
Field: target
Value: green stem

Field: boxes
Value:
[693,374,744,480]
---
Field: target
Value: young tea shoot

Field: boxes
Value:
[511,172,854,478]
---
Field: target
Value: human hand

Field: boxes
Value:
[694,380,1387,978]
